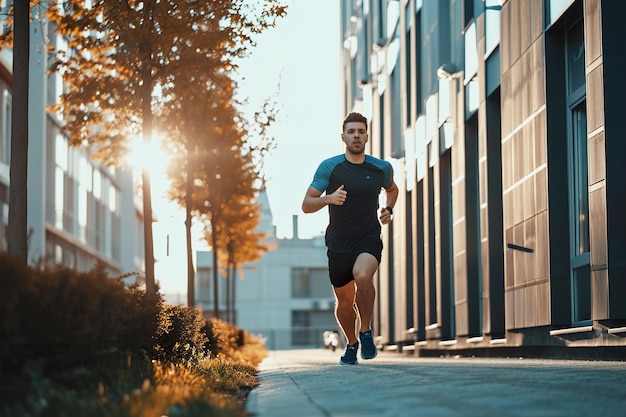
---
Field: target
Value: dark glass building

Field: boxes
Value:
[340,0,626,356]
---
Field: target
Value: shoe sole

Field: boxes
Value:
[339,360,358,365]
[361,350,377,360]
[360,339,378,360]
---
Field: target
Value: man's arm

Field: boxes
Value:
[379,182,399,225]
[302,185,347,214]
[385,182,399,209]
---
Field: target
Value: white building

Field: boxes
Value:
[196,190,339,350]
[0,7,144,279]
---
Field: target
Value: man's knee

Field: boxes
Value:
[353,270,373,283]
[352,253,379,282]
[335,296,354,311]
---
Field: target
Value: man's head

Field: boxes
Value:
[342,112,368,133]
[341,112,369,157]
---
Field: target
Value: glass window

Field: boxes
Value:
[95,201,104,251]
[416,116,426,180]
[466,77,480,116]
[1,89,10,165]
[464,0,474,26]
[55,167,64,229]
[425,95,437,141]
[390,66,403,157]
[79,155,93,191]
[441,121,454,151]
[566,19,585,95]
[427,142,434,167]
[0,1,12,34]
[55,134,68,171]
[292,267,330,298]
[572,264,591,322]
[111,213,120,262]
[109,184,118,213]
[485,0,501,56]
[405,4,412,124]
[55,243,63,265]
[548,0,575,25]
[63,175,74,232]
[93,169,102,199]
[565,18,589,324]
[464,21,478,83]
[571,102,589,256]
[387,37,400,75]
[291,310,312,346]
[438,78,451,125]
[104,208,112,257]
[405,127,415,191]
[197,267,211,300]
[292,268,310,298]
[413,7,422,115]
[386,0,400,39]
[78,184,88,242]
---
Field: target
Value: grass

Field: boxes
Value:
[1,334,267,417]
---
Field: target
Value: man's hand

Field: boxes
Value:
[379,207,393,225]
[302,185,347,213]
[326,185,347,206]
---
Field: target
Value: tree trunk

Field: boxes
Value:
[232,262,238,326]
[185,145,195,307]
[141,65,156,294]
[7,0,30,263]
[211,227,220,319]
[226,261,232,323]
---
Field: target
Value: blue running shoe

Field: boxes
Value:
[340,342,359,365]
[359,330,378,359]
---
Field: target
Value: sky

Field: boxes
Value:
[236,0,343,239]
[151,0,342,294]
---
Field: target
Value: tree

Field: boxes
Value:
[195,97,280,320]
[46,0,286,292]
[162,69,281,318]
[215,100,280,322]
[202,151,262,319]
[164,79,255,317]
[218,193,271,324]
[160,72,241,309]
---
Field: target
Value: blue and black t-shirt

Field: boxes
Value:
[309,154,394,252]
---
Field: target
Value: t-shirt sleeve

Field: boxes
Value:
[310,159,332,192]
[383,162,394,189]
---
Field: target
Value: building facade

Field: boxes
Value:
[340,0,626,356]
[0,5,145,279]
[196,191,337,350]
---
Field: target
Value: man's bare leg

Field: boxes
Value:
[333,281,358,345]
[353,253,379,332]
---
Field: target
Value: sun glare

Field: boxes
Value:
[127,134,170,171]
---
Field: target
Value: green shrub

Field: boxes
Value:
[154,305,208,365]
[0,254,33,375]
[0,255,268,417]
[0,255,163,376]
[203,318,245,359]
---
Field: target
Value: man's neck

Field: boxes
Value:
[345,152,365,164]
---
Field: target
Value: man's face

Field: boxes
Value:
[342,121,368,155]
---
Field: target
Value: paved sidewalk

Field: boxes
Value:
[246,349,626,417]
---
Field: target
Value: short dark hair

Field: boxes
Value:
[342,112,368,132]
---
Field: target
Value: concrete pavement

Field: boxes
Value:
[245,348,626,417]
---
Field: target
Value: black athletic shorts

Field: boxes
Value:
[327,239,383,288]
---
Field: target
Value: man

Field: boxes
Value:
[302,112,398,365]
